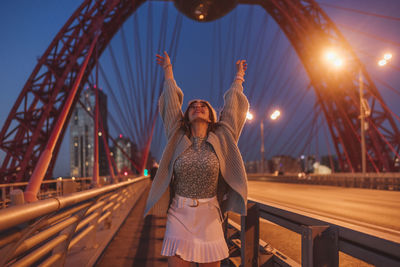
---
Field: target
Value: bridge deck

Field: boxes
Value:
[96,189,168,266]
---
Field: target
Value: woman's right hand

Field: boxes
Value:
[156,51,172,70]
[156,51,174,80]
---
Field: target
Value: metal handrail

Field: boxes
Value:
[0,177,93,209]
[0,177,145,231]
[0,176,148,267]
[247,173,400,190]
[0,177,92,188]
[247,172,400,178]
[236,197,400,266]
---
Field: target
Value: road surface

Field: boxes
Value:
[241,181,400,266]
[248,181,400,233]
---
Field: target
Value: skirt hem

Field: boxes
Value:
[161,236,229,263]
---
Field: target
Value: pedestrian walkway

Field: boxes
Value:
[96,189,168,266]
[95,188,236,267]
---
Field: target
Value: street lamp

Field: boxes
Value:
[259,110,281,173]
[246,111,254,121]
[378,53,392,66]
[270,110,281,120]
[246,110,281,173]
[324,50,392,173]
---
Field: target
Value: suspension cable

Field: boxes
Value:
[318,2,400,22]
[338,23,400,47]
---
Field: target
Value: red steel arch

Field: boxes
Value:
[0,0,146,183]
[254,0,400,172]
[0,0,399,183]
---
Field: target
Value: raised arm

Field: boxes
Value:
[219,60,249,142]
[156,51,174,80]
[156,51,183,139]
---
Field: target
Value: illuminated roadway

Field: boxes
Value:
[248,180,400,234]
[244,180,400,265]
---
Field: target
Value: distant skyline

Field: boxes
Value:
[1,0,399,177]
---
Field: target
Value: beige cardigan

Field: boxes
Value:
[144,79,249,217]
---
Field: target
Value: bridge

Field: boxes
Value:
[1,0,400,266]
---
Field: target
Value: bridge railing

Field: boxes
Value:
[247,173,400,190]
[229,198,400,266]
[0,177,148,267]
[0,175,140,209]
[0,178,93,209]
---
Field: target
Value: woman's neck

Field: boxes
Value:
[190,121,208,138]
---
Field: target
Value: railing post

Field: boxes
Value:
[241,202,259,267]
[63,180,77,195]
[56,178,62,196]
[10,189,25,206]
[2,187,7,208]
[301,225,338,267]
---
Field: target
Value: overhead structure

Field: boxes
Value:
[174,0,238,22]
[0,0,399,183]
[0,0,147,183]
[251,0,399,172]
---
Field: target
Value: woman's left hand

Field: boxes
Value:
[156,51,172,69]
[236,60,247,77]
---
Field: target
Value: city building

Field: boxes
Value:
[69,87,109,177]
[112,135,142,175]
[114,135,133,175]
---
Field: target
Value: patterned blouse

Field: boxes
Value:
[173,136,220,198]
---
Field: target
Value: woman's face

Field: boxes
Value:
[188,101,211,123]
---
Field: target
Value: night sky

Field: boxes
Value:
[1,0,399,177]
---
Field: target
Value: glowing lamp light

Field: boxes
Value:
[270,110,281,120]
[378,53,392,67]
[124,171,128,176]
[119,134,123,138]
[325,51,336,61]
[98,131,102,136]
[378,59,387,66]
[199,14,205,20]
[333,58,343,67]
[324,49,344,68]
[384,53,392,60]
[246,111,254,120]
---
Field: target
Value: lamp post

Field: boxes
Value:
[247,110,281,173]
[260,120,264,173]
[359,69,367,174]
[359,54,392,174]
[324,50,392,173]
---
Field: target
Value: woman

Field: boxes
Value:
[144,51,249,267]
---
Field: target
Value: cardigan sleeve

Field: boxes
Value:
[159,79,184,139]
[218,80,249,142]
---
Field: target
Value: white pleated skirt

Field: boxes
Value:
[161,194,229,263]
